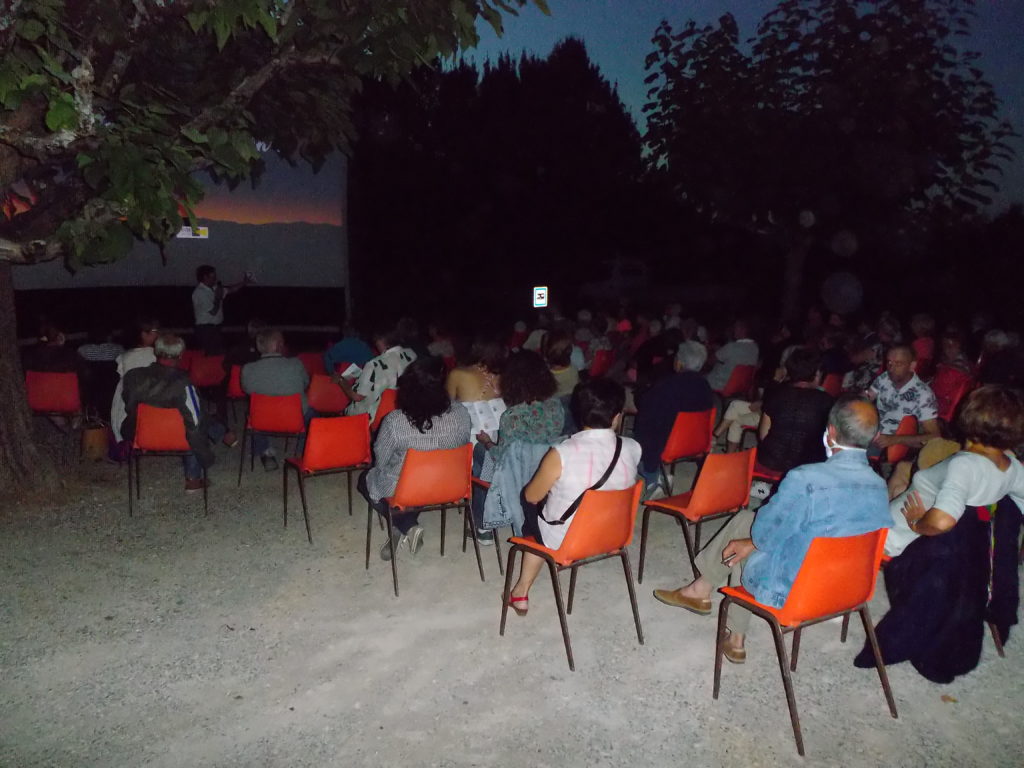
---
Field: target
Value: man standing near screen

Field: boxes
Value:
[192,265,248,354]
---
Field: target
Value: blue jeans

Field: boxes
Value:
[183,453,202,480]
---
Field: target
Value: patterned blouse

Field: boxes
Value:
[490,398,566,464]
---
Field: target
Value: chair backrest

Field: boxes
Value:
[371,388,399,431]
[307,373,351,413]
[248,393,305,433]
[687,448,757,516]
[134,403,189,451]
[391,444,473,508]
[932,365,973,422]
[442,355,457,372]
[885,415,918,465]
[176,349,202,371]
[189,354,226,387]
[822,373,843,398]
[297,352,327,377]
[660,408,716,463]
[719,364,757,398]
[25,371,81,414]
[776,529,888,625]
[301,415,371,470]
[589,349,614,378]
[226,364,245,398]
[555,481,644,562]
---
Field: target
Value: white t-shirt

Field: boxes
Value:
[192,282,223,326]
[885,451,1024,556]
[539,428,641,549]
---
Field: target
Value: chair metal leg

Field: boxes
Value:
[660,464,671,495]
[464,504,485,582]
[694,520,703,556]
[283,463,289,529]
[713,596,730,700]
[493,528,504,575]
[988,621,1006,658]
[250,430,256,472]
[499,545,519,636]
[201,466,208,516]
[790,627,802,671]
[637,505,652,584]
[769,619,804,756]
[840,614,850,643]
[127,456,134,517]
[621,549,644,645]
[346,471,353,516]
[567,566,579,615]
[297,472,313,545]
[680,518,697,577]
[237,426,247,487]
[548,558,574,671]
[440,505,447,556]
[860,606,898,719]
[386,507,399,597]
[365,501,373,570]
[135,455,142,500]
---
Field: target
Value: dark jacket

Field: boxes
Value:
[121,362,215,468]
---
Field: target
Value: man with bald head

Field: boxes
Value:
[653,395,891,662]
[867,344,940,455]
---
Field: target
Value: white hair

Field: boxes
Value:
[154,334,185,359]
[677,341,708,372]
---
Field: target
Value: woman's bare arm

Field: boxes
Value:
[524,449,563,504]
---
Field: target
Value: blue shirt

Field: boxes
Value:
[743,448,891,608]
[323,337,374,373]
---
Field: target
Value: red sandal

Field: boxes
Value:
[507,595,529,617]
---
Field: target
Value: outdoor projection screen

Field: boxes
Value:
[12,152,347,290]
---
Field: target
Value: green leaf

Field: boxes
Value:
[181,126,209,144]
[18,19,46,42]
[186,10,208,33]
[256,8,277,40]
[45,93,77,132]
[75,153,94,168]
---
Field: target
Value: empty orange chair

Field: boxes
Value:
[716,363,757,399]
[128,404,207,516]
[188,354,226,388]
[822,373,843,397]
[365,444,480,597]
[283,415,371,544]
[589,348,614,378]
[658,408,716,492]
[370,388,398,431]
[237,394,306,485]
[499,481,645,670]
[638,448,756,583]
[713,529,897,756]
[297,352,327,378]
[883,415,918,465]
[307,373,350,414]
[25,371,82,415]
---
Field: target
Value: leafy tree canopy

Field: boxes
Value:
[0,0,549,267]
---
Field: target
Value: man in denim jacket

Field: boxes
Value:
[653,395,891,663]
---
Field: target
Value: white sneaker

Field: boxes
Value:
[407,525,424,556]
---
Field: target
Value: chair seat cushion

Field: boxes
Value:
[386,496,468,512]
[286,457,365,474]
[752,462,783,482]
[720,585,802,627]
[509,535,578,567]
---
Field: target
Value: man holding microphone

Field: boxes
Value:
[192,265,250,354]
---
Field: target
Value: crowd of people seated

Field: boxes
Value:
[19,299,1024,686]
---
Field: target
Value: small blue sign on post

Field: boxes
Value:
[533,286,549,308]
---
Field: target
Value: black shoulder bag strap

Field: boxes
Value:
[544,436,623,526]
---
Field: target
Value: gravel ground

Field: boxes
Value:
[2,443,1022,767]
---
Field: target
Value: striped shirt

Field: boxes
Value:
[365,404,472,502]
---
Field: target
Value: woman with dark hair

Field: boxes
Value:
[506,378,641,615]
[542,329,579,398]
[446,332,507,446]
[856,385,1024,682]
[359,357,471,560]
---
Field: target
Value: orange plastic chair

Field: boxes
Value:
[128,403,207,516]
[283,415,371,543]
[884,415,918,465]
[188,354,227,388]
[370,388,398,431]
[307,373,351,414]
[297,352,327,378]
[822,373,843,397]
[499,481,645,670]
[716,363,757,399]
[225,364,246,425]
[932,365,973,423]
[237,393,306,486]
[365,444,482,596]
[176,348,202,372]
[658,408,716,492]
[638,448,756,583]
[25,371,82,415]
[713,529,897,756]
[588,349,614,378]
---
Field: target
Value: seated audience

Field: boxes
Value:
[446,333,506,446]
[345,325,417,422]
[910,313,936,375]
[23,323,78,373]
[77,323,124,422]
[323,322,373,373]
[842,337,879,394]
[120,334,216,492]
[505,379,642,615]
[241,328,311,471]
[857,386,1024,682]
[111,318,160,443]
[653,396,890,662]
[706,318,758,392]
[542,329,580,399]
[426,321,455,360]
[938,328,974,375]
[676,317,708,374]
[358,357,472,560]
[868,345,941,455]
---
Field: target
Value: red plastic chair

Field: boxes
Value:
[188,354,226,388]
[822,373,843,397]
[128,404,207,516]
[716,363,757,399]
[658,408,716,492]
[499,481,645,670]
[237,394,306,486]
[932,365,973,423]
[25,371,82,415]
[365,444,482,596]
[883,415,918,465]
[639,448,756,583]
[297,352,327,378]
[307,374,351,414]
[589,349,614,378]
[225,364,245,425]
[175,349,202,372]
[283,415,371,543]
[714,529,897,756]
[442,355,457,372]
[370,388,398,432]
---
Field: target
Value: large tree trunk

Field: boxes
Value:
[780,240,809,325]
[0,261,56,491]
